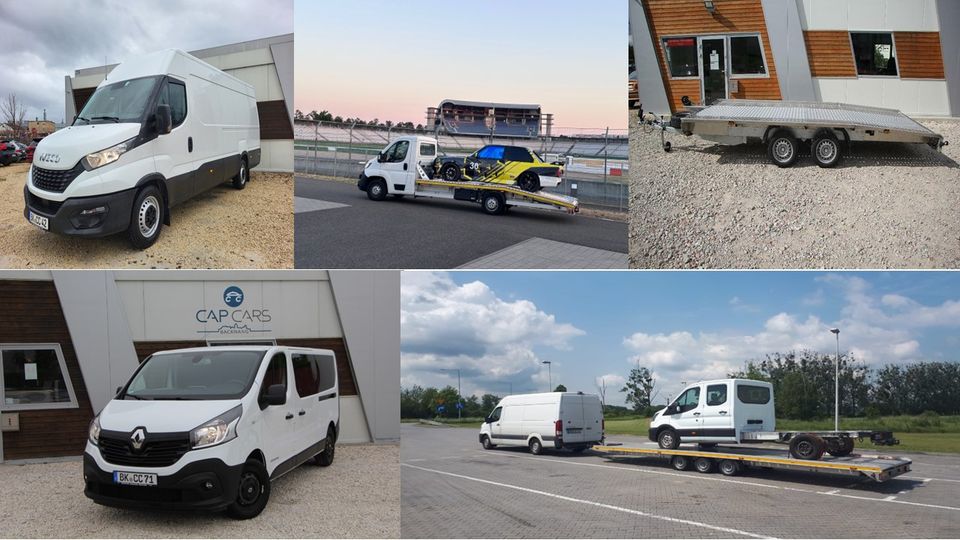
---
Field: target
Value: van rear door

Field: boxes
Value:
[580,395,604,444]
[734,382,775,436]
[560,395,587,444]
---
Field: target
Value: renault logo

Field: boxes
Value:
[131,428,146,450]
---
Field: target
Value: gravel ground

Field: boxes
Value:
[0,444,399,538]
[629,117,960,268]
[0,163,293,268]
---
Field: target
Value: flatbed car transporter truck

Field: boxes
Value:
[358,135,579,215]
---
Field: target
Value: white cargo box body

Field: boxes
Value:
[479,392,604,453]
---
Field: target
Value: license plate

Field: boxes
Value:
[113,471,158,487]
[28,211,49,230]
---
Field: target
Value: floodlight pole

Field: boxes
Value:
[542,361,552,391]
[830,328,840,431]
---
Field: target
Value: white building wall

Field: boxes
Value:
[798,0,940,31]
[813,78,951,116]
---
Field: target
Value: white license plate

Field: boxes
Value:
[28,211,49,230]
[113,471,158,486]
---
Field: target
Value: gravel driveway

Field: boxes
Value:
[0,444,399,538]
[0,163,293,268]
[629,117,960,268]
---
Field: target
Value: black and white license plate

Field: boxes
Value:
[27,211,49,230]
[113,471,158,486]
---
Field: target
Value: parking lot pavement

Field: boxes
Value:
[294,177,627,269]
[400,424,960,539]
[0,444,399,538]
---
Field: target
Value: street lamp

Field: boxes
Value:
[440,368,462,420]
[830,328,840,431]
[542,361,552,391]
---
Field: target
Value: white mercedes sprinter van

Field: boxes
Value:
[83,346,338,519]
[25,49,260,249]
[479,392,604,455]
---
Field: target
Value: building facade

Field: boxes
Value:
[632,0,960,117]
[64,34,294,171]
[0,270,399,462]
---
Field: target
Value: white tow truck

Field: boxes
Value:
[357,135,579,215]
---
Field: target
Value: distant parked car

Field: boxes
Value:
[1,140,26,163]
[0,141,17,166]
[27,137,44,162]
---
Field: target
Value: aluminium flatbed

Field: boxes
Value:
[593,443,912,482]
[413,176,579,215]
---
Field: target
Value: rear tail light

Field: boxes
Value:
[555,419,563,438]
[558,167,564,177]
[0,143,6,150]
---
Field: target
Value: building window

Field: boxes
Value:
[850,32,897,76]
[730,35,766,76]
[1,345,78,410]
[663,37,698,78]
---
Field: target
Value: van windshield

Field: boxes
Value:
[122,350,266,400]
[75,76,162,125]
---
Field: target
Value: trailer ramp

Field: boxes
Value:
[414,165,579,213]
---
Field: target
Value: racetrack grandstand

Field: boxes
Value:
[431,99,543,138]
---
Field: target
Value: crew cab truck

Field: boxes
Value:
[479,392,604,455]
[358,135,579,215]
[84,346,339,519]
[647,379,898,460]
[25,49,260,249]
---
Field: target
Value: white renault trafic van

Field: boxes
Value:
[83,346,338,519]
[25,49,260,249]
[479,392,604,455]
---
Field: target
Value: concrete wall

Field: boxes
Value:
[762,0,816,101]
[629,0,671,117]
[937,0,960,116]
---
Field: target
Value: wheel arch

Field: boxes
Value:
[135,173,171,226]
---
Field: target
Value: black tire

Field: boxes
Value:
[657,428,680,450]
[697,443,717,450]
[517,172,540,192]
[366,179,387,201]
[826,437,854,457]
[789,433,827,460]
[391,194,405,199]
[694,457,714,473]
[481,436,495,450]
[226,459,271,520]
[481,192,506,215]
[811,129,842,168]
[570,446,587,454]
[126,185,164,250]
[440,162,462,181]
[719,459,741,476]
[767,129,799,168]
[232,157,249,189]
[313,433,335,467]
[663,141,672,152]
[670,455,690,471]
[529,438,543,455]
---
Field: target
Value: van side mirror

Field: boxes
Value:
[484,416,492,423]
[263,384,286,406]
[156,104,172,134]
[665,404,678,415]
[377,152,386,163]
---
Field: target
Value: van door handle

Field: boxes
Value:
[693,412,701,416]
[285,413,294,420]
[298,410,306,416]
[403,163,408,171]
[187,137,193,152]
[719,411,728,414]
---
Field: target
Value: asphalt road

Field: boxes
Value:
[400,424,960,539]
[294,177,627,269]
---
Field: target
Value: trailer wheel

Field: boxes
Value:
[481,435,495,450]
[812,129,842,168]
[657,428,680,450]
[366,179,387,201]
[481,192,506,215]
[694,457,714,473]
[663,141,672,152]
[826,437,854,457]
[517,172,540,192]
[719,459,741,476]
[789,434,827,460]
[670,455,690,471]
[440,163,462,181]
[767,129,799,168]
[529,438,543,455]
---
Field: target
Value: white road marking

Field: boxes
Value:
[903,475,960,483]
[884,495,898,501]
[402,463,775,539]
[822,489,840,495]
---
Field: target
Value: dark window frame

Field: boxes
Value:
[849,32,899,77]
[729,35,768,77]
[706,384,728,406]
[737,384,771,404]
[662,36,699,79]
[675,386,701,413]
[0,343,79,411]
[259,352,288,401]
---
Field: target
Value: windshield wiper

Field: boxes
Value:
[151,396,198,400]
[123,394,148,400]
[91,116,120,123]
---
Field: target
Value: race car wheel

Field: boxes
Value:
[440,163,462,181]
[517,172,540,192]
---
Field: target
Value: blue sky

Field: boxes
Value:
[400,271,960,407]
[294,0,627,132]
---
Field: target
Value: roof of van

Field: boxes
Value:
[101,49,255,97]
[151,345,334,355]
[691,378,773,387]
[500,392,601,402]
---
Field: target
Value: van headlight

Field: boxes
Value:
[82,137,136,171]
[190,405,242,449]
[88,415,101,444]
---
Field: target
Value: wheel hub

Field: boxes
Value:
[138,195,160,237]
[774,139,793,161]
[816,140,836,161]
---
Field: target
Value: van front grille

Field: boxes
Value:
[32,163,84,193]
[98,431,191,468]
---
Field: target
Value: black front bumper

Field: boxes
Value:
[648,428,657,442]
[357,172,370,191]
[83,453,243,512]
[24,185,137,237]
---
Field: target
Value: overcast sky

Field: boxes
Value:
[0,0,292,123]
[401,271,960,408]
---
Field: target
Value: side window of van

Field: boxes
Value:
[386,140,409,163]
[314,354,337,393]
[706,384,727,406]
[419,143,437,157]
[292,353,320,397]
[259,352,287,401]
[157,80,188,127]
[675,386,701,413]
[489,406,502,422]
[737,384,771,404]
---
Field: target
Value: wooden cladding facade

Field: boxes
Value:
[804,31,857,77]
[895,32,945,79]
[805,31,944,79]
[0,281,94,460]
[643,0,781,112]
[132,338,358,396]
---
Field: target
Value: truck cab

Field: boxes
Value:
[358,135,438,199]
[649,378,775,449]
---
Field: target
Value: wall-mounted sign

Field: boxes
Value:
[1,413,19,432]
[196,285,272,336]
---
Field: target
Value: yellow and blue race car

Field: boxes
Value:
[433,144,563,192]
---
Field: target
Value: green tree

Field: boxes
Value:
[554,384,567,392]
[621,367,656,413]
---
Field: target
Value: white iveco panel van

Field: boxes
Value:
[25,49,260,249]
[479,392,604,455]
[83,346,338,519]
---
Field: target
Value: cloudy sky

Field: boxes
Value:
[401,271,960,407]
[0,0,292,123]
[295,0,627,133]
